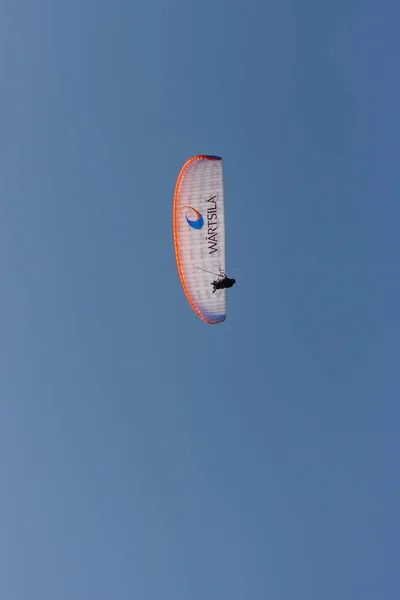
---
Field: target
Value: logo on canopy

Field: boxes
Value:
[182,206,204,230]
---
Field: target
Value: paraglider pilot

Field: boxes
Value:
[211,271,236,293]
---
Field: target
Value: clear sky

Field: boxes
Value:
[2,1,400,598]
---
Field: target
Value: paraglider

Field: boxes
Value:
[173,155,235,324]
[211,271,236,294]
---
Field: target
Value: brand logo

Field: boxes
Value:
[182,206,204,230]
[205,195,218,255]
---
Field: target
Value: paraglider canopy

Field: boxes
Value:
[173,155,230,324]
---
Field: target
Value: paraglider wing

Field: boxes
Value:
[173,155,226,324]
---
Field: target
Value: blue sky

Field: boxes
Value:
[2,1,400,598]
